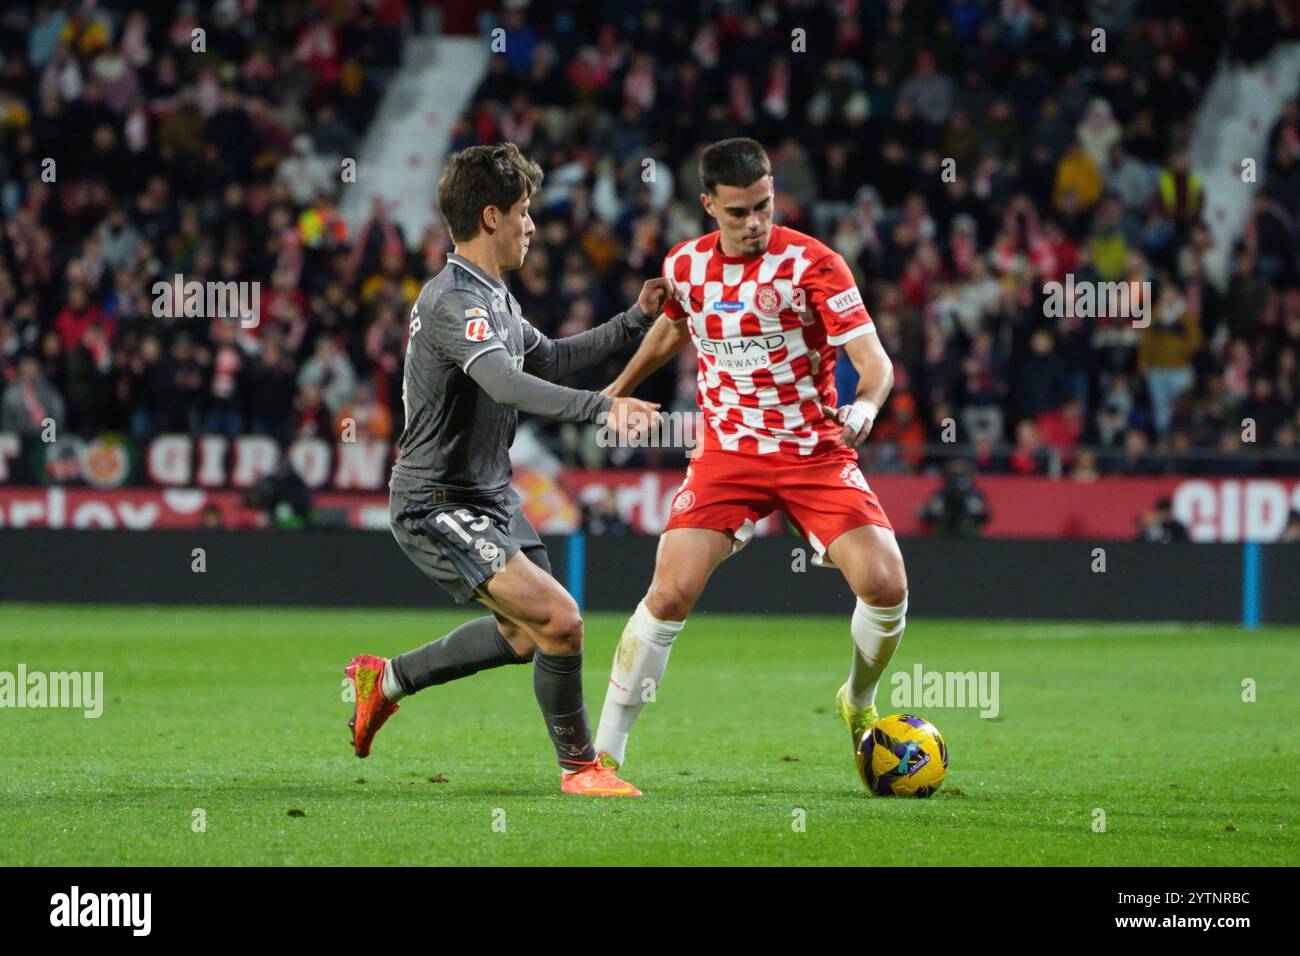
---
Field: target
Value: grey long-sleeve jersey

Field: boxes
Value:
[389,253,653,503]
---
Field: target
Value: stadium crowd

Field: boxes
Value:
[3,0,1300,483]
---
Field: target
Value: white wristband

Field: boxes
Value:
[843,400,878,434]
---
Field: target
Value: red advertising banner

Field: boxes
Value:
[561,471,1300,542]
[867,474,1300,541]
[2,471,1298,541]
[0,486,390,530]
[0,433,395,491]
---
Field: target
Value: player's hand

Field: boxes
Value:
[822,403,875,447]
[607,396,662,443]
[636,277,685,318]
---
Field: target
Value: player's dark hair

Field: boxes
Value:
[438,143,543,243]
[699,138,771,194]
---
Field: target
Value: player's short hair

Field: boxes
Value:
[699,138,771,194]
[437,143,543,243]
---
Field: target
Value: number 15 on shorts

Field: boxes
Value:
[434,509,504,567]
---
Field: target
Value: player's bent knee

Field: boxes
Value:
[644,581,695,622]
[862,576,908,609]
[855,561,908,608]
[874,582,909,609]
[536,605,584,652]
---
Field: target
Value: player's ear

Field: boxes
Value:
[482,205,499,234]
[699,192,714,217]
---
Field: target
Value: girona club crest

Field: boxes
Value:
[754,283,781,316]
[671,489,696,514]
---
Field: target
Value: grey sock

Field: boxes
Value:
[532,650,597,769]
[389,616,527,695]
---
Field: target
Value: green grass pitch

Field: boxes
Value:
[0,603,1295,866]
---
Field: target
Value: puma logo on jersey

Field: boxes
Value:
[465,318,494,342]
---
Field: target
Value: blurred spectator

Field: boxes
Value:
[1036,395,1086,459]
[1009,418,1049,475]
[582,490,631,536]
[1071,447,1101,481]
[246,337,297,444]
[1077,99,1122,170]
[293,384,328,439]
[276,134,334,207]
[1155,149,1204,239]
[204,321,247,438]
[872,392,926,470]
[1138,283,1202,437]
[898,50,954,126]
[1137,497,1189,542]
[298,337,357,417]
[1117,427,1162,475]
[1054,142,1102,216]
[200,503,224,530]
[54,285,112,354]
[918,459,989,537]
[1015,329,1068,421]
[336,381,393,443]
[245,458,314,529]
[969,431,1009,473]
[1224,247,1269,339]
[1,355,65,436]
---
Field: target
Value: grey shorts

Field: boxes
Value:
[390,492,551,604]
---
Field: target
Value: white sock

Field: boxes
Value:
[594,601,684,766]
[381,659,406,701]
[847,592,907,710]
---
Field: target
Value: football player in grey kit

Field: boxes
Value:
[345,143,678,796]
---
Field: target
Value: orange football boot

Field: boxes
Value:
[560,758,642,797]
[345,654,400,758]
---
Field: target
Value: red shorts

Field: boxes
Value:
[663,446,893,561]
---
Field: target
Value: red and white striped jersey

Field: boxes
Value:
[663,224,875,456]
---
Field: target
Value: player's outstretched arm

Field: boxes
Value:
[466,347,659,440]
[523,304,650,382]
[525,277,682,382]
[468,346,610,423]
[602,313,693,398]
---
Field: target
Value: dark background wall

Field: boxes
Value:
[1,530,1291,624]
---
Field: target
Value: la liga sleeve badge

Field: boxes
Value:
[465,315,495,341]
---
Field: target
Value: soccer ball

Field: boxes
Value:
[857,713,948,797]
